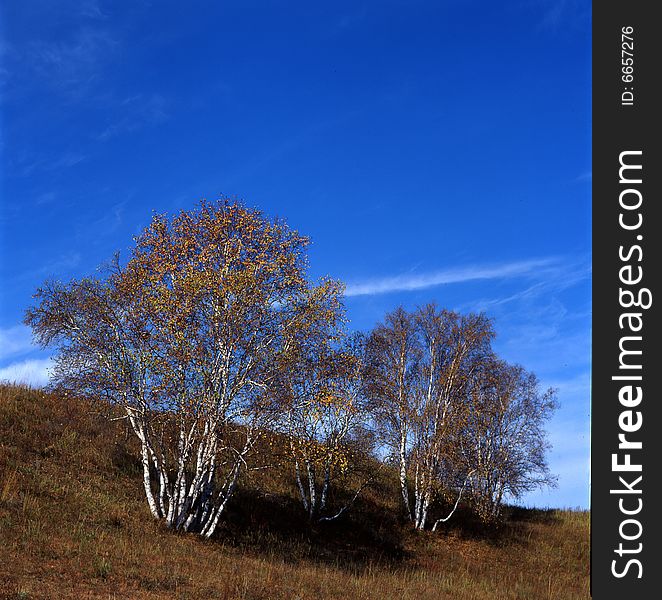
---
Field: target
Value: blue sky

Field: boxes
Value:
[0,0,591,509]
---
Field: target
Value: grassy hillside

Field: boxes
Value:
[0,384,589,599]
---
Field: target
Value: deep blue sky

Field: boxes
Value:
[0,0,591,508]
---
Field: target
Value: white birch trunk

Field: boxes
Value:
[201,458,242,539]
[399,429,411,520]
[139,441,161,519]
[431,471,473,531]
[306,461,317,521]
[319,461,331,512]
[294,458,309,513]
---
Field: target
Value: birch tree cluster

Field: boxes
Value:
[25,199,557,536]
[365,306,558,528]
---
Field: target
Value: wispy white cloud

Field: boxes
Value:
[27,28,119,91]
[217,111,361,190]
[78,0,108,20]
[463,257,591,313]
[15,152,87,177]
[31,252,82,280]
[7,251,82,286]
[0,358,52,387]
[344,257,558,297]
[0,325,35,361]
[453,256,590,376]
[2,16,120,106]
[97,93,169,141]
[35,191,58,206]
[85,199,128,234]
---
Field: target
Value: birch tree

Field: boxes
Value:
[25,200,326,537]
[365,307,420,522]
[366,305,493,530]
[276,309,374,522]
[408,305,493,530]
[460,359,558,522]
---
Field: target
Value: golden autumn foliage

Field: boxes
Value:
[25,199,348,536]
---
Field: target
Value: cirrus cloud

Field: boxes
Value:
[344,257,559,297]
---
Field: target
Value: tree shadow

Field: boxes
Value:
[213,485,410,572]
[426,503,563,548]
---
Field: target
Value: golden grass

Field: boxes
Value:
[0,384,589,599]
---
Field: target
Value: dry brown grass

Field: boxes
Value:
[0,384,589,599]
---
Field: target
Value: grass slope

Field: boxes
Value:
[0,384,589,599]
